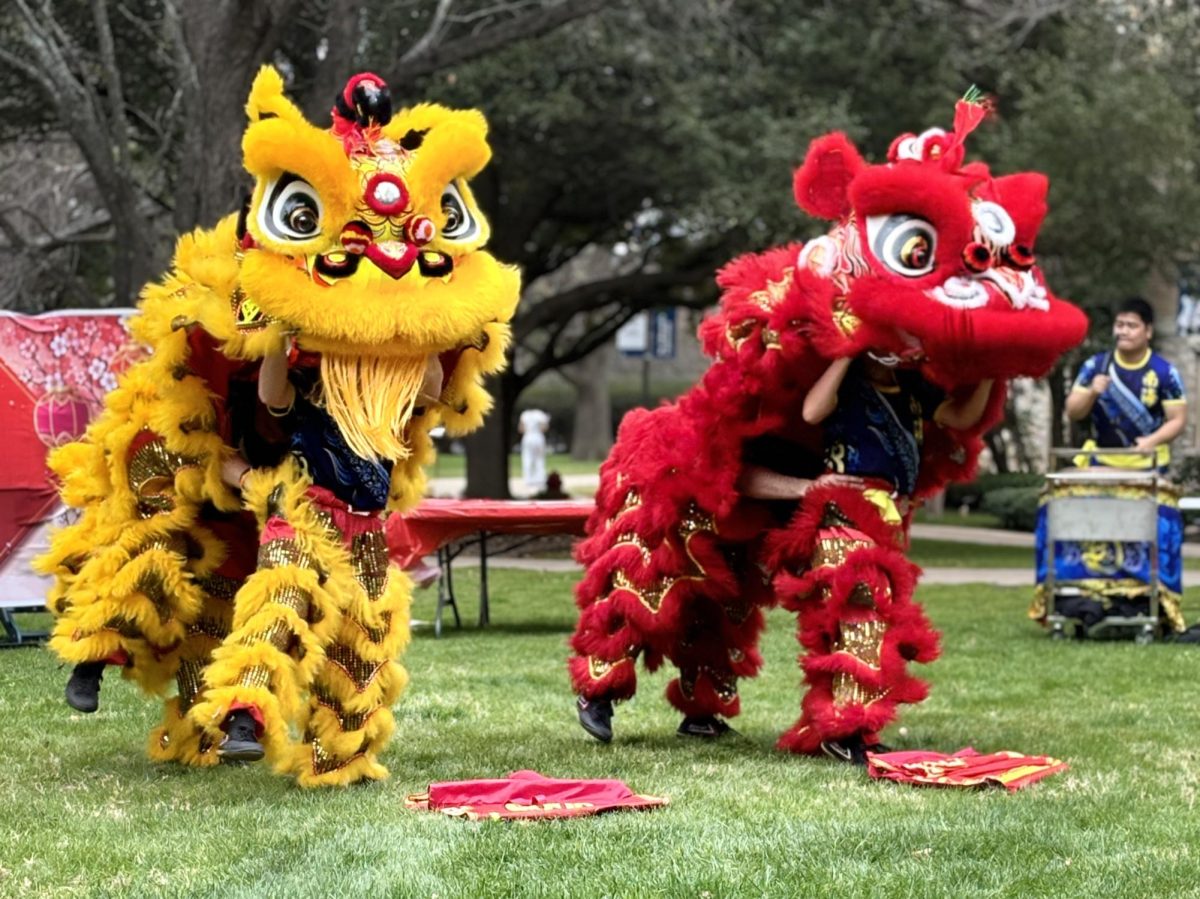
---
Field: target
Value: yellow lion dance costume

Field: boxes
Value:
[37,68,519,786]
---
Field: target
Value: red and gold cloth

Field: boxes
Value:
[867,747,1068,791]
[405,770,668,820]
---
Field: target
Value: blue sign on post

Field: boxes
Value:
[651,309,675,360]
[616,309,676,359]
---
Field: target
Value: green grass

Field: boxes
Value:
[912,510,1004,529]
[428,453,600,480]
[5,573,1200,897]
[908,538,1034,569]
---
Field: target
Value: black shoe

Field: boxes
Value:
[217,710,265,762]
[676,715,736,739]
[65,661,105,713]
[820,735,891,766]
[1176,624,1200,644]
[577,695,614,743]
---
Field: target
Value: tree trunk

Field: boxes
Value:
[464,372,515,498]
[569,343,614,460]
[173,1,300,232]
[299,0,364,121]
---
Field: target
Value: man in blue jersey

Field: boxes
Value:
[1066,297,1187,470]
[1041,297,1190,636]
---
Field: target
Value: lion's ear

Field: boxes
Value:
[793,133,864,221]
[245,66,305,124]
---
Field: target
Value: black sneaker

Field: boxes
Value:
[820,735,891,766]
[217,710,265,762]
[676,715,736,739]
[65,660,106,713]
[576,695,614,743]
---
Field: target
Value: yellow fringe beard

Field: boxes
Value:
[318,352,428,462]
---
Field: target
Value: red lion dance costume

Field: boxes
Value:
[569,98,1087,758]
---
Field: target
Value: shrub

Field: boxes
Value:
[980,486,1041,531]
[945,472,1044,510]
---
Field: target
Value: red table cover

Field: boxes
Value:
[387,498,593,567]
[867,747,1068,791]
[0,310,140,572]
[405,769,668,820]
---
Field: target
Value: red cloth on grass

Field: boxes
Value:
[405,770,668,820]
[867,747,1068,791]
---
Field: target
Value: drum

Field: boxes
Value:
[1031,469,1185,636]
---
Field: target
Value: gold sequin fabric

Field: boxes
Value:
[175,658,207,712]
[350,530,389,600]
[127,438,198,517]
[238,664,271,689]
[679,665,738,704]
[831,619,887,708]
[608,503,718,614]
[325,643,385,692]
[313,688,375,732]
[258,538,319,573]
[308,733,367,776]
[195,573,242,601]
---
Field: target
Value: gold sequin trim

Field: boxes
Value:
[612,533,653,564]
[609,503,718,614]
[271,584,311,618]
[308,733,367,776]
[587,655,631,680]
[175,658,206,712]
[350,611,392,645]
[238,664,271,689]
[725,319,756,351]
[832,672,886,708]
[747,267,794,312]
[128,438,198,517]
[835,618,886,668]
[813,534,871,569]
[608,489,642,524]
[135,570,173,622]
[258,538,319,572]
[195,573,241,601]
[187,617,229,640]
[325,643,386,692]
[679,666,738,704]
[351,530,389,600]
[312,688,378,732]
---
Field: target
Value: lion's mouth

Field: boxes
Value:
[928,268,1049,312]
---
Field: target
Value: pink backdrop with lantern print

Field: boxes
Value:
[0,310,140,599]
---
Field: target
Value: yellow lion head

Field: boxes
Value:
[237,67,518,358]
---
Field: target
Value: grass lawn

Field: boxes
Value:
[908,538,1033,569]
[911,510,1004,529]
[428,453,599,480]
[4,572,1200,898]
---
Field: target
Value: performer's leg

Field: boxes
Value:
[568,594,643,743]
[49,529,202,712]
[190,468,342,765]
[663,593,766,737]
[288,518,411,787]
[775,501,939,761]
[148,569,242,767]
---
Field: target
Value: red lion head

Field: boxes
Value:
[792,98,1087,387]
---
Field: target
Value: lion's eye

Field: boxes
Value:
[261,175,323,241]
[439,181,476,241]
[866,214,938,277]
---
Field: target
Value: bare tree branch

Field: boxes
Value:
[399,0,455,64]
[92,0,132,170]
[513,262,714,341]
[388,0,609,81]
